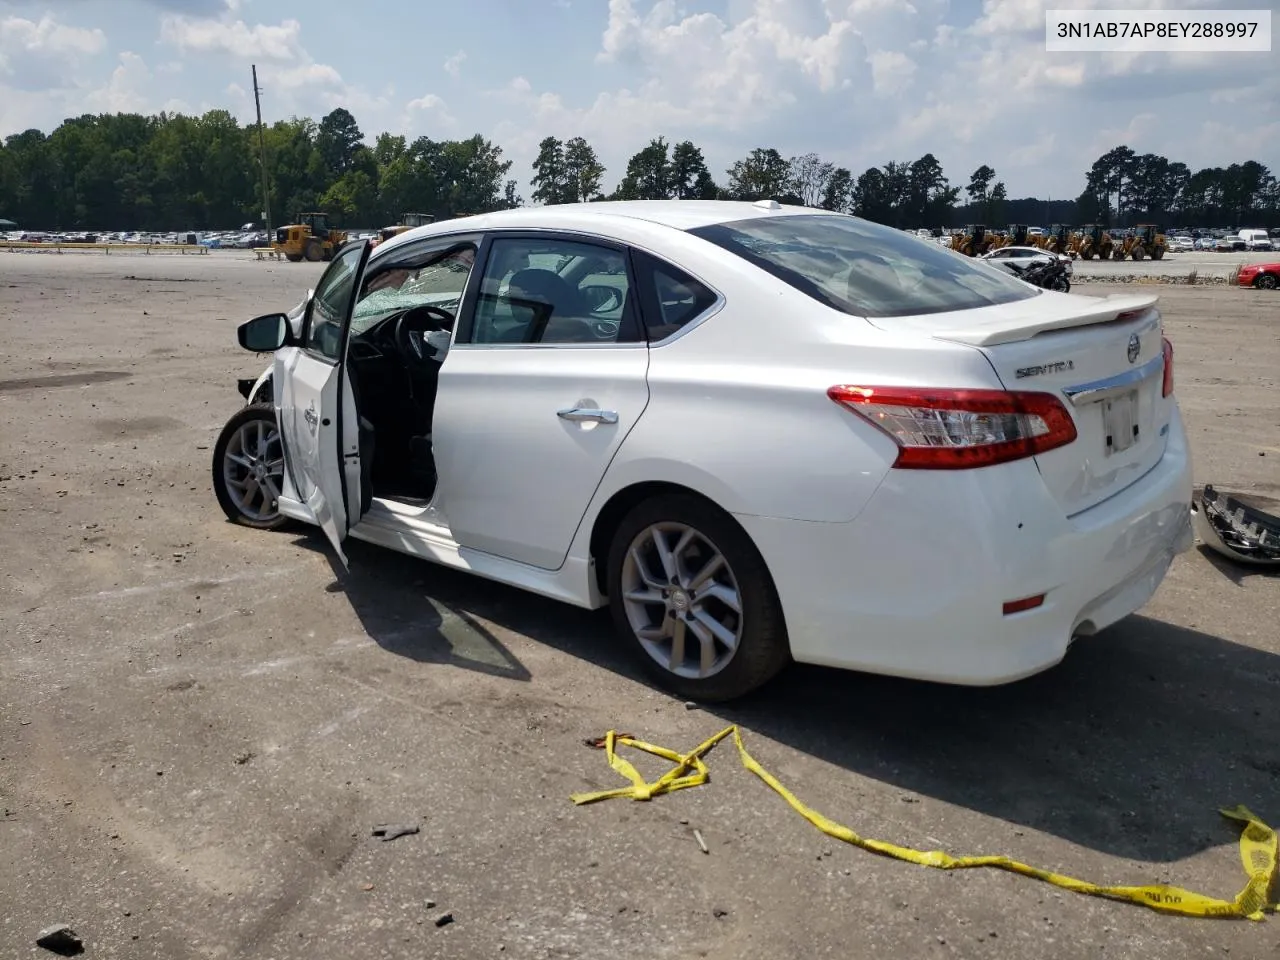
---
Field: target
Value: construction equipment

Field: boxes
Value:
[272,212,348,263]
[1075,224,1113,261]
[377,212,436,244]
[1040,224,1072,255]
[950,225,994,257]
[1132,223,1167,260]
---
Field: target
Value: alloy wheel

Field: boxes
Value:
[221,417,284,522]
[620,521,743,679]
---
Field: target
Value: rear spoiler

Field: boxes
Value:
[890,293,1160,347]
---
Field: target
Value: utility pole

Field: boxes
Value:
[252,65,272,239]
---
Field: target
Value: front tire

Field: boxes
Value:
[212,404,288,530]
[1255,273,1278,290]
[304,240,323,262]
[606,494,790,702]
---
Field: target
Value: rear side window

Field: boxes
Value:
[689,214,1037,319]
[632,251,719,341]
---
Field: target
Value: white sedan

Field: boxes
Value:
[980,245,1074,275]
[214,200,1193,701]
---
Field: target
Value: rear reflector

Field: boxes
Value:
[1161,337,1174,397]
[828,385,1078,469]
[1002,594,1045,616]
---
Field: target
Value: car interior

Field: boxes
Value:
[339,238,637,508]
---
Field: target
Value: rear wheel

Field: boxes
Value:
[304,239,323,262]
[212,404,288,530]
[606,494,790,702]
[1151,246,1164,260]
[1257,273,1278,290]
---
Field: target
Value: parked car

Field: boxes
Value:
[1238,229,1273,252]
[213,201,1193,701]
[1166,236,1194,253]
[1237,261,1279,289]
[979,245,1074,276]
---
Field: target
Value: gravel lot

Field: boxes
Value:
[2,251,1278,959]
[1071,249,1275,280]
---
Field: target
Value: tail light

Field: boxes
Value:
[1161,337,1174,397]
[828,385,1077,469]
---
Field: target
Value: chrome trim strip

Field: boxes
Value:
[1062,353,1165,406]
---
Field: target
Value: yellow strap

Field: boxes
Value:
[571,726,1278,921]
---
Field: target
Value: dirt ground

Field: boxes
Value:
[1,251,1278,960]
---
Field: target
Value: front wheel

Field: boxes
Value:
[1257,274,1278,290]
[606,494,790,702]
[212,403,288,530]
[304,240,323,262]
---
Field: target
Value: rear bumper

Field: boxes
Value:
[737,407,1194,685]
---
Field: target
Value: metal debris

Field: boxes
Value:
[1193,485,1280,566]
[372,823,420,842]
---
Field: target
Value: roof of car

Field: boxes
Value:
[373,200,827,258]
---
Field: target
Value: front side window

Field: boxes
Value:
[689,214,1038,319]
[304,241,366,359]
[351,241,477,335]
[464,236,639,345]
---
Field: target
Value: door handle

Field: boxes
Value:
[557,407,619,425]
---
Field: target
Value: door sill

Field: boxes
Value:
[347,497,596,608]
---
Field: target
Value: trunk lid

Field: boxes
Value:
[868,291,1171,517]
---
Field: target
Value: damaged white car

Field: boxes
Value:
[213,201,1194,701]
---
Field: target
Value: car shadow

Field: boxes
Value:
[296,533,547,683]
[288,528,1280,865]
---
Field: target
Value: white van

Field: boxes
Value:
[1238,229,1272,251]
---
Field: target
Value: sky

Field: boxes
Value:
[0,0,1277,200]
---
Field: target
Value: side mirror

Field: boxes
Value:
[238,313,289,352]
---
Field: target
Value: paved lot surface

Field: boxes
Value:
[2,252,1279,959]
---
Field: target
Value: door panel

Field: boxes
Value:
[433,345,650,569]
[274,239,371,563]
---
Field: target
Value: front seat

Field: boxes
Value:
[502,268,591,342]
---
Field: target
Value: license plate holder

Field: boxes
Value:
[1102,390,1139,455]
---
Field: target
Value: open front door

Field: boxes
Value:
[275,239,371,565]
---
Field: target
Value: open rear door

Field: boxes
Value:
[274,239,371,565]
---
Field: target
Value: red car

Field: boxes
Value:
[1238,262,1279,289]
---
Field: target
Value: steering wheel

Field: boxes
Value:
[394,305,454,365]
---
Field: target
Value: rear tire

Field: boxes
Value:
[1151,246,1164,260]
[212,404,289,530]
[606,493,791,702]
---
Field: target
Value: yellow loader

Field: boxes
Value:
[272,212,349,263]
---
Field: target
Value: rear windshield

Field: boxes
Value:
[689,214,1038,318]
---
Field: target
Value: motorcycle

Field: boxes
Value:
[1009,258,1071,293]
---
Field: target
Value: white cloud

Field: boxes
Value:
[0,14,105,56]
[868,50,915,95]
[443,50,466,78]
[158,16,305,61]
[0,14,107,91]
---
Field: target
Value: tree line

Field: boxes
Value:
[1,106,1276,230]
